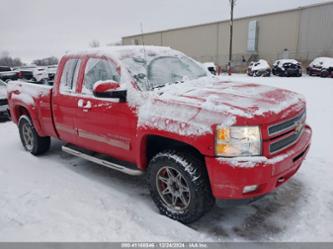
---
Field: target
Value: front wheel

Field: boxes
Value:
[147,150,214,224]
[320,70,329,78]
[254,71,263,77]
[18,115,50,155]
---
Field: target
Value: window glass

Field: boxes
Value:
[82,58,120,95]
[147,56,206,89]
[72,60,81,90]
[60,59,80,93]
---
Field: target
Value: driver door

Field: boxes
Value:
[74,57,137,163]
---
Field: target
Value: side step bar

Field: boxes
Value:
[62,145,144,176]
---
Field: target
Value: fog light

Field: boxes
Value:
[243,185,258,194]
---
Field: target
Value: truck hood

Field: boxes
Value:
[137,77,305,136]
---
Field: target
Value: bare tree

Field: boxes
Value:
[89,40,100,48]
[107,41,122,46]
[32,56,58,66]
[0,51,23,67]
[0,56,23,67]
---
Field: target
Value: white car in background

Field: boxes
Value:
[203,62,217,75]
[247,59,271,77]
[0,79,9,120]
[19,65,49,84]
[47,65,58,80]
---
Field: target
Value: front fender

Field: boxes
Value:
[135,128,215,169]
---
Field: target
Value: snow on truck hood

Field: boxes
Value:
[138,77,305,136]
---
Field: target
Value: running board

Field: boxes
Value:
[62,145,144,176]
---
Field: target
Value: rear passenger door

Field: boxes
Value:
[53,57,82,145]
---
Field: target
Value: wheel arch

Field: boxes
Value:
[12,105,44,136]
[137,133,205,171]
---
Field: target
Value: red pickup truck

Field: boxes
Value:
[7,46,312,223]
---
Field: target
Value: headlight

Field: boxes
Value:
[215,126,261,157]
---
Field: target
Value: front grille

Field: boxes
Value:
[270,127,304,154]
[0,99,8,106]
[268,111,305,136]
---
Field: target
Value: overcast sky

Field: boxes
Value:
[1,0,332,63]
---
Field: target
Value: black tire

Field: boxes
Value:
[147,150,214,224]
[18,115,50,155]
[254,71,262,77]
[320,70,329,78]
[41,78,49,85]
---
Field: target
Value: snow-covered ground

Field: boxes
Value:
[0,75,332,242]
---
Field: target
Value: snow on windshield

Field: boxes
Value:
[120,51,207,90]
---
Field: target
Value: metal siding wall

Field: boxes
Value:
[162,24,218,62]
[214,11,299,65]
[298,3,333,60]
[122,33,162,46]
[122,3,333,65]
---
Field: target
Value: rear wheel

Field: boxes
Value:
[147,150,214,224]
[18,115,50,155]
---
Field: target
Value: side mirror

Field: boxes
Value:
[93,81,127,102]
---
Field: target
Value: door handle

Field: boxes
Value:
[78,99,92,110]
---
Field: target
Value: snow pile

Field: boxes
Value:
[309,57,333,68]
[274,59,299,65]
[250,59,270,71]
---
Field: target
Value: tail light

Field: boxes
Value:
[16,71,23,78]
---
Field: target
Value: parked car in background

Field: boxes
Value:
[19,66,49,84]
[0,79,9,120]
[307,57,333,78]
[203,62,217,75]
[247,59,271,77]
[47,65,58,80]
[0,66,20,82]
[272,59,302,77]
[7,46,312,223]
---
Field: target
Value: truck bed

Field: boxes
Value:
[7,81,57,137]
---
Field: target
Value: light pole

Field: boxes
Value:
[229,0,236,64]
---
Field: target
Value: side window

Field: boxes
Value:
[82,58,120,95]
[60,59,81,93]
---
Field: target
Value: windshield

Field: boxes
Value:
[121,54,207,90]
